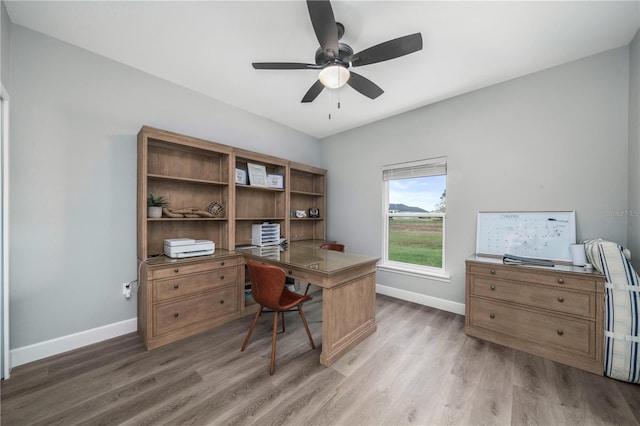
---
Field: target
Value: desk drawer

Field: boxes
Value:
[150,258,239,280]
[154,285,238,336]
[468,264,596,292]
[470,277,595,318]
[153,267,237,302]
[469,297,593,356]
[284,266,322,284]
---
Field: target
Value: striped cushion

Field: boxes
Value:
[584,239,639,383]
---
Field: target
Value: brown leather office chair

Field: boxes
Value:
[304,243,345,295]
[241,260,316,375]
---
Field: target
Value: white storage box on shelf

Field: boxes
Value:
[251,223,280,246]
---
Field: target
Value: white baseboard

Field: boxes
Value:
[10,318,137,369]
[376,284,465,315]
[9,288,462,369]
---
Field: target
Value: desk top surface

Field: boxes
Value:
[141,243,380,275]
[240,244,380,275]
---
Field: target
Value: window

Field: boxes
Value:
[382,157,447,278]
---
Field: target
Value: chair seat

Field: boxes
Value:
[279,288,312,310]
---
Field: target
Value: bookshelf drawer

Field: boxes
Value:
[154,285,238,336]
[150,258,238,280]
[154,267,238,302]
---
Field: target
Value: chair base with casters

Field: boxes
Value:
[241,260,316,375]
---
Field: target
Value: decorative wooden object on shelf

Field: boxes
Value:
[465,255,605,375]
[137,126,327,349]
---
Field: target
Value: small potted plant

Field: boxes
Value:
[147,192,168,218]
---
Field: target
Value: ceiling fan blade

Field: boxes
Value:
[252,62,321,70]
[301,80,325,103]
[347,72,384,99]
[349,33,423,67]
[306,0,339,59]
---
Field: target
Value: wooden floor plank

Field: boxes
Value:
[2,294,639,426]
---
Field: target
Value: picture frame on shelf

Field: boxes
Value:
[235,168,248,185]
[267,174,284,189]
[247,163,268,187]
[309,208,320,218]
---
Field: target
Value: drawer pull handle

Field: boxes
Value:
[489,313,495,319]
[221,261,225,266]
[289,270,293,275]
[220,275,225,280]
[174,268,179,273]
[490,285,496,291]
[557,296,565,303]
[490,269,496,275]
[557,329,564,336]
[173,284,179,289]
[220,300,224,305]
[557,278,564,284]
[173,312,180,318]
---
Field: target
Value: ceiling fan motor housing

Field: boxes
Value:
[315,42,353,68]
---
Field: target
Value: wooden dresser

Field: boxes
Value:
[138,251,245,350]
[465,255,605,375]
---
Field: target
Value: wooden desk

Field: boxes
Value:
[242,244,379,366]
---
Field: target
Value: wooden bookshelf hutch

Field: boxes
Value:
[136,126,327,349]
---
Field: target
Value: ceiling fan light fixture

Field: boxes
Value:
[319,65,350,89]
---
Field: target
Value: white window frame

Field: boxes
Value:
[380,157,449,282]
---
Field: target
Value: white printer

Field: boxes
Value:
[164,238,215,258]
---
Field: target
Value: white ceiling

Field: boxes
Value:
[5,1,640,139]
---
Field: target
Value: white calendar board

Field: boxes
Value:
[476,211,576,262]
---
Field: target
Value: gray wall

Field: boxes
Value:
[9,24,321,349]
[628,30,640,259]
[320,47,630,305]
[1,2,9,85]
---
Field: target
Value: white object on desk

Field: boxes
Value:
[251,223,280,246]
[570,243,587,266]
[164,238,215,258]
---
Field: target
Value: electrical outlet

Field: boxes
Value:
[122,283,132,299]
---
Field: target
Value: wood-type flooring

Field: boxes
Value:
[2,294,639,425]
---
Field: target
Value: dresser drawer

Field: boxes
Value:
[150,258,239,280]
[154,285,238,336]
[468,264,596,292]
[470,277,595,318]
[469,297,593,356]
[153,267,237,302]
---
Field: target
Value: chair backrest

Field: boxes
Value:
[247,260,285,310]
[320,243,345,252]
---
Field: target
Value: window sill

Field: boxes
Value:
[377,264,451,283]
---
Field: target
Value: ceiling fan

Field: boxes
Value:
[252,0,423,103]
